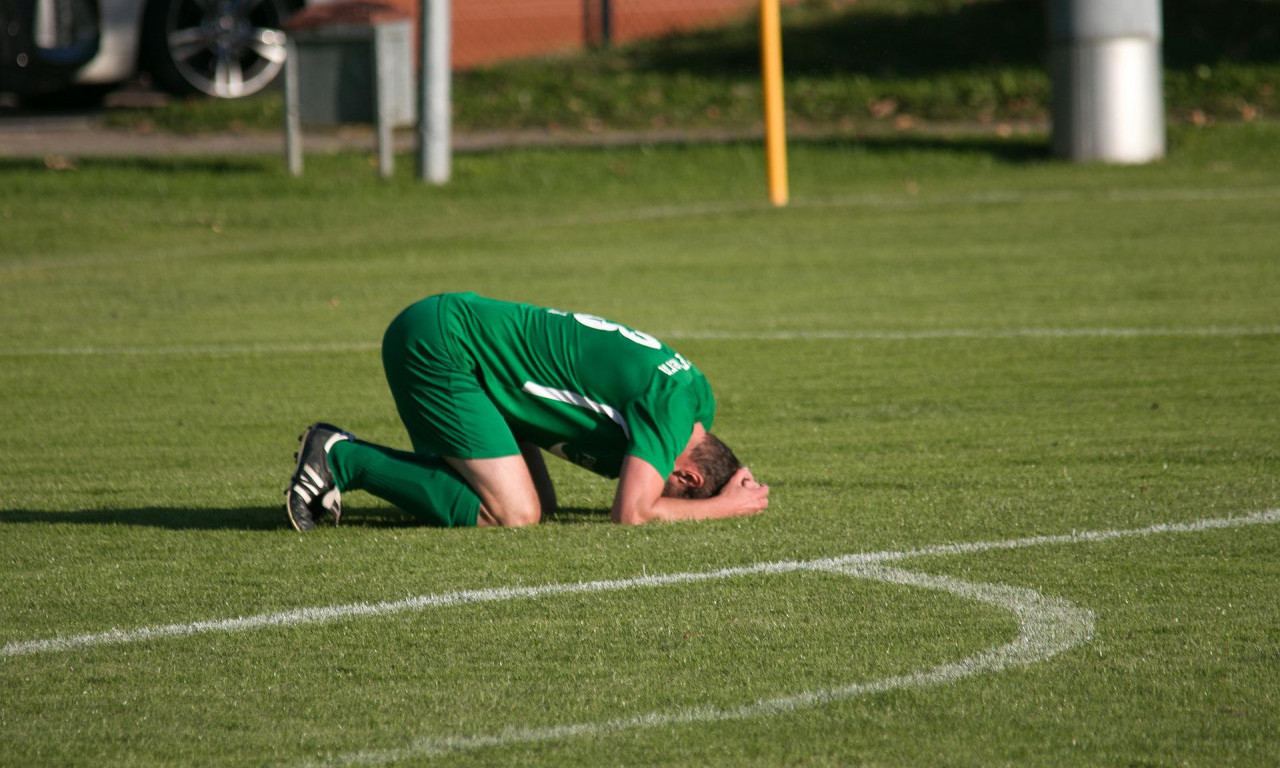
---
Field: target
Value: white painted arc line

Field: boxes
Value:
[843,565,1095,670]
[4,325,1280,358]
[303,564,1096,768]
[2,508,1275,660]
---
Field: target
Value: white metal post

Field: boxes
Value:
[283,35,303,176]
[417,0,451,184]
[374,24,395,179]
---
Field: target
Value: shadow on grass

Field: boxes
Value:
[0,156,275,175]
[2,507,317,530]
[798,132,1051,163]
[3,131,1052,173]
[544,507,611,525]
[628,0,1279,78]
[0,506,609,530]
[469,130,1051,165]
[632,0,1043,78]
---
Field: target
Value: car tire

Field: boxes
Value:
[142,0,293,99]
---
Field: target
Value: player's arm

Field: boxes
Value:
[519,441,558,517]
[610,455,768,525]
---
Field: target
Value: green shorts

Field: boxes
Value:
[381,294,521,459]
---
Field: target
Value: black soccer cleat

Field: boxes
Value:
[286,422,352,532]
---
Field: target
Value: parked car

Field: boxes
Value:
[2,0,100,96]
[4,0,311,104]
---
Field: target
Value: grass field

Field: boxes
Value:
[2,123,1279,766]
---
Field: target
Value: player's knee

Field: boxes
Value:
[488,501,541,527]
[507,506,542,527]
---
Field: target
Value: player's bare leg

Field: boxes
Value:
[445,454,542,527]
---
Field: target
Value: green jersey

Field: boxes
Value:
[430,292,715,479]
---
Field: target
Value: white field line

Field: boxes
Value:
[579,185,1280,227]
[3,508,1276,660]
[5,184,1278,275]
[0,341,383,358]
[4,325,1280,358]
[664,326,1280,342]
[308,564,1094,768]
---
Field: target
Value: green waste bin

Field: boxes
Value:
[283,0,414,178]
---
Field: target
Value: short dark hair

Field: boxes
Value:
[685,432,742,499]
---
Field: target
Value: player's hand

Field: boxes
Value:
[717,467,770,515]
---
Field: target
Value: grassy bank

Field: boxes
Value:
[103,0,1278,134]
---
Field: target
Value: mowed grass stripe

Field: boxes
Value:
[4,183,1278,274]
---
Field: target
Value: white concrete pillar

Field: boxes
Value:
[1049,0,1165,164]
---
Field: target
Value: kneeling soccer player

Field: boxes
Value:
[286,292,769,529]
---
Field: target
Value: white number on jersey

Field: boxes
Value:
[572,313,662,349]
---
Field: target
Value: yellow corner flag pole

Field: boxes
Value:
[760,0,789,207]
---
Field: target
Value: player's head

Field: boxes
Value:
[663,432,741,500]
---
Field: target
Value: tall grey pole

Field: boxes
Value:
[1048,0,1165,164]
[283,36,303,176]
[417,0,451,184]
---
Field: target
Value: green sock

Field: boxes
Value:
[328,439,480,527]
